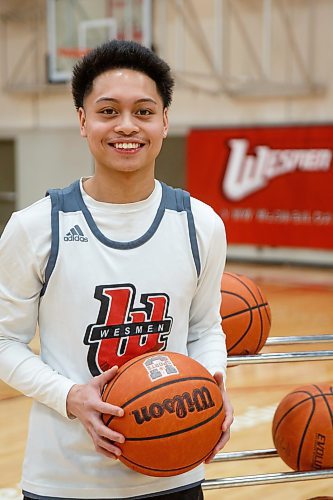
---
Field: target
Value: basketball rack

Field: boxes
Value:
[203,333,333,490]
[227,334,333,366]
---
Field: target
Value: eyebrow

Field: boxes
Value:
[95,97,158,105]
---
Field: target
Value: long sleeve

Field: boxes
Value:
[187,207,227,382]
[0,210,75,418]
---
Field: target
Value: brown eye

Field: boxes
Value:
[101,108,117,115]
[137,109,152,116]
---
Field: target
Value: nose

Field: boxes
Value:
[113,112,140,135]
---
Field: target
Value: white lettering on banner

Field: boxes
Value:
[223,139,332,201]
[220,207,332,225]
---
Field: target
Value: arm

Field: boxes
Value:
[0,212,124,456]
[187,209,233,456]
[204,371,233,462]
[0,213,75,416]
[187,211,227,379]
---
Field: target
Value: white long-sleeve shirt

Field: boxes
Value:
[0,179,227,499]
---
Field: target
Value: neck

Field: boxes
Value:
[83,170,155,204]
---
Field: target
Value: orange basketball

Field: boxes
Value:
[220,272,271,355]
[102,351,225,476]
[272,384,333,471]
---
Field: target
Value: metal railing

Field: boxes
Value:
[227,334,333,366]
[204,334,333,489]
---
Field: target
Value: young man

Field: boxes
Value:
[0,40,232,499]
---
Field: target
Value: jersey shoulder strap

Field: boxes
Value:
[41,181,201,296]
[41,180,81,296]
[161,183,201,278]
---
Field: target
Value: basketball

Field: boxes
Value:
[220,272,271,355]
[272,384,333,471]
[101,351,225,476]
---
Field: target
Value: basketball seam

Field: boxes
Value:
[102,353,157,401]
[273,391,316,435]
[257,286,272,326]
[275,390,333,410]
[119,411,223,473]
[222,300,268,319]
[222,302,269,320]
[273,386,333,471]
[221,273,269,352]
[273,388,327,471]
[102,353,213,402]
[296,395,316,470]
[120,451,205,474]
[313,384,333,425]
[222,292,254,350]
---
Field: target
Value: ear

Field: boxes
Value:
[162,108,169,138]
[78,107,87,137]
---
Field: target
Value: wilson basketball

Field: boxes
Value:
[102,351,225,476]
[220,272,271,355]
[272,384,333,471]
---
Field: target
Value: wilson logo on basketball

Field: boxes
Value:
[84,284,173,375]
[131,386,215,424]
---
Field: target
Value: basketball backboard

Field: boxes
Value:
[47,0,152,83]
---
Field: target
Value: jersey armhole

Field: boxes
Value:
[183,191,201,278]
[161,183,201,279]
[40,189,60,297]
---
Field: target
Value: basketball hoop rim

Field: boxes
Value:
[57,47,90,58]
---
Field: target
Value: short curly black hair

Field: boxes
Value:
[71,39,174,110]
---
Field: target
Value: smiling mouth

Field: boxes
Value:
[110,142,144,151]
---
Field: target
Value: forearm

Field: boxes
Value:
[0,336,75,417]
[187,326,227,381]
[187,211,227,381]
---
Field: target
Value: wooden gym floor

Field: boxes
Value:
[0,262,332,499]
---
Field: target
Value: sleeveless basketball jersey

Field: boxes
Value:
[40,179,200,374]
[22,179,214,498]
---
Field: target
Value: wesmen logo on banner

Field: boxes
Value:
[187,125,333,249]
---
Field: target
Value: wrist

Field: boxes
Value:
[66,384,81,419]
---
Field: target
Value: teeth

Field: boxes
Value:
[114,143,141,149]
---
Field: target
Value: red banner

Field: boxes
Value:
[186,125,333,249]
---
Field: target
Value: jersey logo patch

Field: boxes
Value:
[84,284,173,375]
[64,225,88,242]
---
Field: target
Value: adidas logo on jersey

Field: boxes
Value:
[64,225,88,242]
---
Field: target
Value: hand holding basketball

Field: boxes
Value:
[66,366,125,459]
[204,371,234,463]
[102,352,225,476]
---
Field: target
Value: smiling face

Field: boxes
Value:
[79,68,168,180]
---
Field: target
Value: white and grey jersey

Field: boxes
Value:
[0,179,227,499]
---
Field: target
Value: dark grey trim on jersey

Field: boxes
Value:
[22,481,203,499]
[40,189,60,296]
[41,180,201,295]
[182,190,201,278]
[76,181,166,250]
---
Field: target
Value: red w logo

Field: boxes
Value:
[84,284,173,375]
